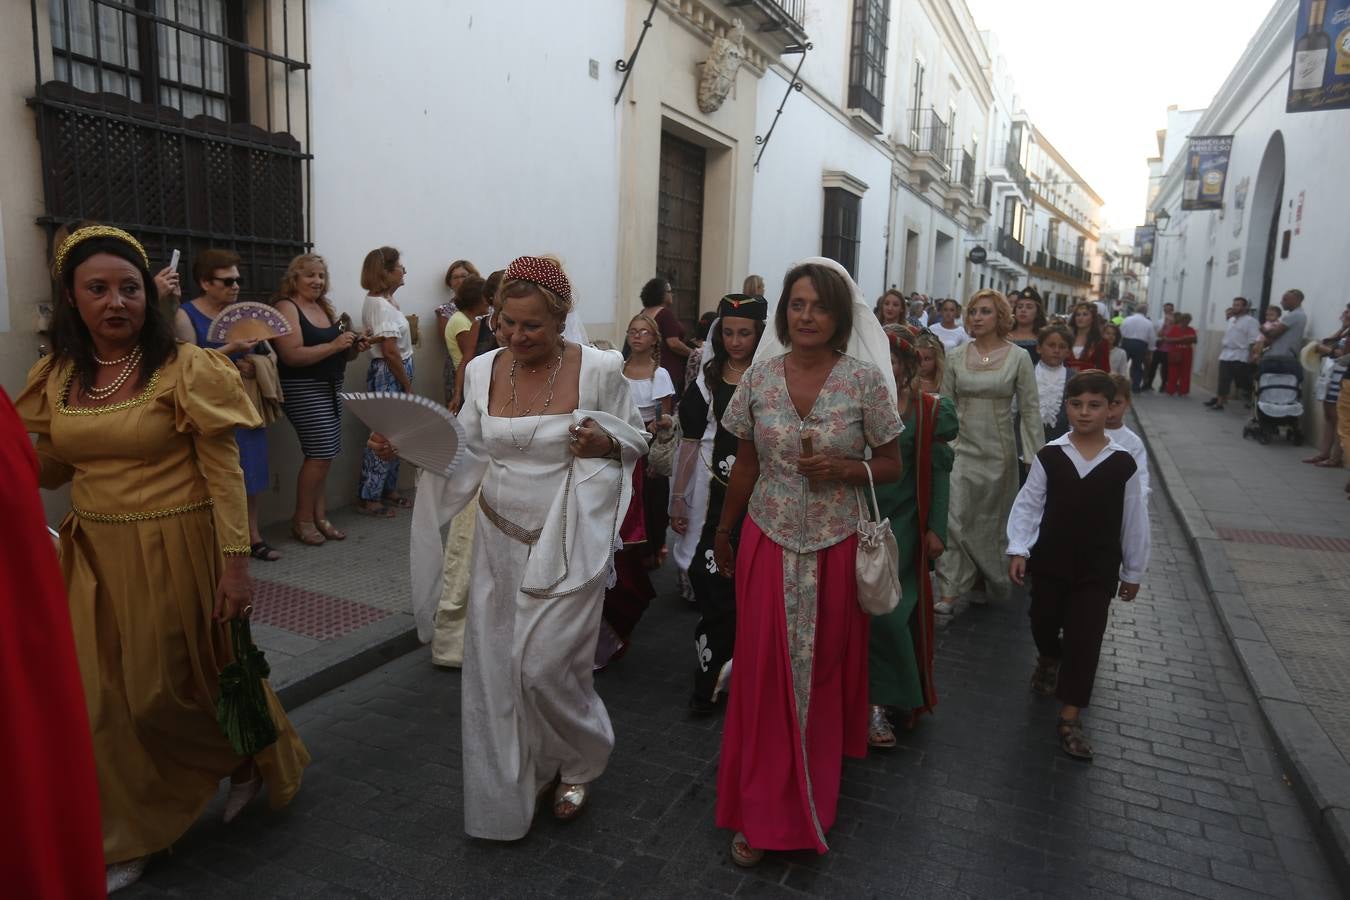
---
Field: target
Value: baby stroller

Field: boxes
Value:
[1242,357,1304,445]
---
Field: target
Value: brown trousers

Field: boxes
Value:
[1028,574,1115,708]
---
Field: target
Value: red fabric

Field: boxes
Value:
[1165,326,1196,395]
[653,306,688,394]
[911,392,939,715]
[715,518,868,853]
[603,460,655,640]
[1067,339,1111,373]
[0,388,104,896]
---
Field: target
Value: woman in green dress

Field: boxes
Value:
[868,324,958,748]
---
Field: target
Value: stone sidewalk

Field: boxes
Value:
[121,489,1339,898]
[1132,389,1350,890]
[246,505,420,708]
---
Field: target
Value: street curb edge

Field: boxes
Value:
[1130,402,1350,893]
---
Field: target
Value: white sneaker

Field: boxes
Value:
[106,857,149,893]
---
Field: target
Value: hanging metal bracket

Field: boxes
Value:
[614,0,661,106]
[753,42,812,171]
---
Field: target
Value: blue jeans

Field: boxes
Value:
[359,356,414,502]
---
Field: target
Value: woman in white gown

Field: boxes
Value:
[380,256,647,839]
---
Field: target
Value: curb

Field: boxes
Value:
[1130,401,1350,893]
[271,612,422,711]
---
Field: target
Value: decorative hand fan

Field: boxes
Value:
[206,301,293,344]
[338,391,467,478]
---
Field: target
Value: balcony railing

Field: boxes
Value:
[907,108,949,164]
[1034,252,1091,284]
[725,0,809,45]
[979,177,992,210]
[997,228,1026,265]
[948,149,975,191]
[1004,142,1030,195]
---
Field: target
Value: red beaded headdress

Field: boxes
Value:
[504,255,571,304]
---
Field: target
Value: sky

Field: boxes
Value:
[965,0,1277,232]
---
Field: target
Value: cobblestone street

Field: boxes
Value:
[121,480,1339,899]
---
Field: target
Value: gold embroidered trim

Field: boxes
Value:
[478,494,542,545]
[221,545,252,556]
[57,366,162,416]
[74,497,213,523]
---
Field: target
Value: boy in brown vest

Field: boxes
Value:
[1006,370,1150,760]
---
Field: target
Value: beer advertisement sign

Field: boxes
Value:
[1288,0,1350,112]
[1180,135,1234,212]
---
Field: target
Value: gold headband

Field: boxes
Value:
[54,226,150,279]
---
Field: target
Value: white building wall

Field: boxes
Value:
[747,71,893,300]
[1147,0,1347,401]
[310,0,624,336]
[259,0,626,518]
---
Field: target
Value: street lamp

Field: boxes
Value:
[1153,208,1171,234]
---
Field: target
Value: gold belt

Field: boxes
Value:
[73,497,214,524]
[478,494,542,545]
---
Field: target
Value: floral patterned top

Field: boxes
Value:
[722,353,902,553]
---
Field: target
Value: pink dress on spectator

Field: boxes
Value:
[715,354,901,852]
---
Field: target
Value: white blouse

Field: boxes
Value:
[362,294,413,360]
[624,368,676,423]
[930,322,971,351]
[1006,434,1151,584]
[1034,362,1067,427]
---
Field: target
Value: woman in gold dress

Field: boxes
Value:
[17,226,309,893]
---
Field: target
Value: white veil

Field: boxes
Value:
[563,308,590,346]
[751,257,898,405]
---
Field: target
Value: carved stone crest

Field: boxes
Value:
[698,20,745,114]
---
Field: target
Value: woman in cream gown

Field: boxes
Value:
[935,289,1042,614]
[397,257,647,840]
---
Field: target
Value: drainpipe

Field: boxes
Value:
[883,153,900,289]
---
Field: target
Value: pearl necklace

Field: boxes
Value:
[83,346,143,401]
[505,344,565,452]
[725,360,748,375]
[94,348,136,366]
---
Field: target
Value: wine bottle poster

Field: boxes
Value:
[1179,135,1233,212]
[1287,0,1350,112]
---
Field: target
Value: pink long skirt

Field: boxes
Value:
[714,516,869,853]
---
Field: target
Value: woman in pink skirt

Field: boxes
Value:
[712,258,902,865]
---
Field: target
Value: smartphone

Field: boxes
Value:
[800,434,814,458]
[169,248,181,271]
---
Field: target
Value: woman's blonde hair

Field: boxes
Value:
[628,312,663,373]
[742,274,765,296]
[276,253,336,322]
[964,289,1013,336]
[915,331,946,392]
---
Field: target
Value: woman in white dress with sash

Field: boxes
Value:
[378,256,647,839]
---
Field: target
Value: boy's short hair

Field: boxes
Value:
[1107,373,1132,402]
[1066,369,1116,400]
[1037,323,1072,346]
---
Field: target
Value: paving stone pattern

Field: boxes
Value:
[122,491,1338,898]
[1133,394,1350,789]
[247,510,413,666]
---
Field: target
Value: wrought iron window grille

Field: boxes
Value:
[30,0,313,302]
[847,0,888,123]
[821,187,860,277]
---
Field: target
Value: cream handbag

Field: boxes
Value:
[855,460,900,616]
